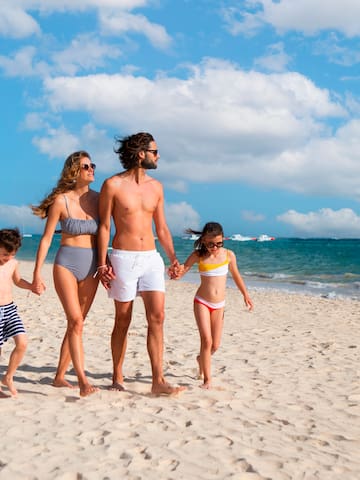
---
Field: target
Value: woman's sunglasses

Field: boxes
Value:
[81,163,96,171]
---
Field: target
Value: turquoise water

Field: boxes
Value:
[18,235,360,299]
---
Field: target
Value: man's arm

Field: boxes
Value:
[153,183,177,264]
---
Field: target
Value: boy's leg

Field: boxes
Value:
[1,333,27,396]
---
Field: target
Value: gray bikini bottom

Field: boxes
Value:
[54,245,97,281]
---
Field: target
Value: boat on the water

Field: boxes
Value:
[256,234,275,242]
[230,234,256,241]
[183,234,200,241]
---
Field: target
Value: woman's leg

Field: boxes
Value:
[53,264,99,396]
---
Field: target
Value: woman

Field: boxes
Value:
[32,151,99,397]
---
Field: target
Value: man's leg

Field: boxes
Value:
[110,300,133,390]
[142,291,186,395]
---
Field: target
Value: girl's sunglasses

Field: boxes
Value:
[205,241,224,249]
[81,163,96,171]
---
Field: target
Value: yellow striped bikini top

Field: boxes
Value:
[198,250,230,277]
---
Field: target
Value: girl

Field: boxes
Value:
[178,222,253,389]
[32,151,100,397]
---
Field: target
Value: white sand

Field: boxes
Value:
[1,261,359,479]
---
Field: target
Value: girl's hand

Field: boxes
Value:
[244,294,254,311]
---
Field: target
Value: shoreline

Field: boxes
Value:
[1,261,359,479]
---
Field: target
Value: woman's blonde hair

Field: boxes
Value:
[31,151,91,218]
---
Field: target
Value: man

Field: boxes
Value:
[97,132,185,395]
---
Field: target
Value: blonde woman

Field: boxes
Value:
[32,151,99,397]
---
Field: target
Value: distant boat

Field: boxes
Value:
[183,234,200,241]
[256,234,275,242]
[22,233,33,238]
[230,234,256,242]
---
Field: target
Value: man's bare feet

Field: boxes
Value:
[1,376,18,396]
[52,378,75,389]
[151,382,187,396]
[79,384,99,397]
[109,381,126,391]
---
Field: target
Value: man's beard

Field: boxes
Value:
[141,158,157,170]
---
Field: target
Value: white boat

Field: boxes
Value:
[256,234,275,242]
[183,234,200,240]
[22,233,33,238]
[230,234,256,241]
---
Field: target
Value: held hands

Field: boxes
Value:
[167,259,184,280]
[94,264,116,289]
[32,278,46,296]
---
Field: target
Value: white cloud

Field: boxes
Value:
[277,208,360,238]
[254,42,292,72]
[14,1,148,14]
[241,210,265,222]
[32,123,118,171]
[99,11,172,50]
[0,4,40,38]
[164,202,201,235]
[38,59,360,201]
[0,46,49,77]
[51,34,122,75]
[0,204,43,233]
[223,1,360,37]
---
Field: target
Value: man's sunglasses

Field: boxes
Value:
[81,163,96,171]
[146,149,158,156]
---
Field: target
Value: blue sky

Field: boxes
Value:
[1,0,360,238]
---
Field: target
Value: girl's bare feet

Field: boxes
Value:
[80,383,99,397]
[2,375,18,396]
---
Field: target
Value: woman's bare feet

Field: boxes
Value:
[52,378,75,388]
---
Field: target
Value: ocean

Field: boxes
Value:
[17,235,360,300]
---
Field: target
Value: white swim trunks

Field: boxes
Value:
[108,249,165,302]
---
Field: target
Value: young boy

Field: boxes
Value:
[0,228,38,396]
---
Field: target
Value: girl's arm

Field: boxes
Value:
[228,250,253,310]
[173,251,199,280]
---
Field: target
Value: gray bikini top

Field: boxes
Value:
[60,195,99,236]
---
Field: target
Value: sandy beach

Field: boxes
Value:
[1,261,359,480]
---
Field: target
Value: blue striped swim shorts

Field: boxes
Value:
[0,302,26,347]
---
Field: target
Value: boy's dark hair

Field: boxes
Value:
[114,132,154,170]
[0,228,22,252]
[186,222,224,256]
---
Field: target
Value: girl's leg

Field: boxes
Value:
[53,264,99,396]
[194,301,212,388]
[210,308,225,355]
[1,333,27,396]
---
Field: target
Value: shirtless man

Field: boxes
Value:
[97,132,185,395]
